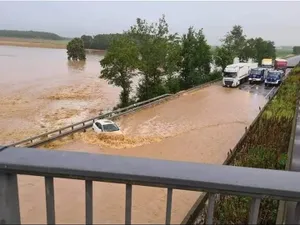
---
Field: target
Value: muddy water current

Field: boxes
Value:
[1,48,268,224]
[0,45,121,145]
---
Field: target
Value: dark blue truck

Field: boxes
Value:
[248,68,267,84]
[264,70,283,87]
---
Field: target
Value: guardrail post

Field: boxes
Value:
[0,172,21,224]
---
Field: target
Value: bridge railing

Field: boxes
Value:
[1,146,300,224]
[2,93,172,149]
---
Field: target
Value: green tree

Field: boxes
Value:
[293,46,300,55]
[222,25,246,59]
[214,46,234,71]
[127,15,176,101]
[81,35,93,49]
[240,38,257,61]
[66,38,86,61]
[100,35,139,107]
[179,27,212,89]
[253,38,276,64]
[164,34,182,93]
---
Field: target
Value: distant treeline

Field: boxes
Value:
[0,30,67,40]
[81,34,122,50]
[293,46,300,55]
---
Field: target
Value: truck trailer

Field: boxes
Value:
[274,58,288,73]
[223,62,258,87]
[261,58,273,69]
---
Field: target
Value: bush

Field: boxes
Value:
[165,76,181,94]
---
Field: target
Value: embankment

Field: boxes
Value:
[0,37,68,49]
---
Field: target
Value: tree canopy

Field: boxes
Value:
[100,35,139,107]
[127,15,177,101]
[66,38,86,61]
[99,19,277,108]
[215,25,276,68]
[80,33,122,50]
[180,27,212,89]
[293,46,300,55]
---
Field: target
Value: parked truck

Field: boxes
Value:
[248,68,267,84]
[223,62,258,87]
[265,70,283,87]
[274,58,288,74]
[261,58,273,69]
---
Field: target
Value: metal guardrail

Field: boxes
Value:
[1,146,300,224]
[3,93,172,149]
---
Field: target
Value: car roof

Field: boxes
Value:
[252,67,264,71]
[95,119,116,125]
[268,70,281,74]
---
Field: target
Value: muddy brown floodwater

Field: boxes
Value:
[16,81,267,224]
[0,45,121,145]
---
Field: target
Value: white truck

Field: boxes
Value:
[222,62,258,88]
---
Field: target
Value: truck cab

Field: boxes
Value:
[265,70,282,87]
[248,68,267,84]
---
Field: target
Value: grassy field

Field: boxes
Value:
[276,48,294,58]
[0,37,69,49]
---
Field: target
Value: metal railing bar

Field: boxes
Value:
[294,202,300,224]
[125,184,132,225]
[45,176,55,225]
[165,188,173,225]
[0,173,21,224]
[26,124,91,147]
[85,180,93,225]
[248,197,261,224]
[205,193,216,224]
[2,147,300,201]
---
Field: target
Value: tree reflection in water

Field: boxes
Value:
[67,60,86,73]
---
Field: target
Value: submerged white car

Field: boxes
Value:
[92,119,122,134]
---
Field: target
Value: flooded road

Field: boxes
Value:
[0,46,120,145]
[17,82,268,224]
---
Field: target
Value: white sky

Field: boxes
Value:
[0,1,299,46]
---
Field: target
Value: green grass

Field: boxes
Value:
[276,48,293,58]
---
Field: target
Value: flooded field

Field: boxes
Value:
[17,82,268,224]
[0,46,120,145]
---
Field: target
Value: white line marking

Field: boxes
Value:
[264,86,275,99]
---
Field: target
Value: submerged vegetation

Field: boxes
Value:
[66,38,86,61]
[208,65,300,224]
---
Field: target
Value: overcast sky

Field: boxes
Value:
[0,1,299,46]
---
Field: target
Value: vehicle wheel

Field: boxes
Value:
[249,81,252,85]
[265,83,268,87]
